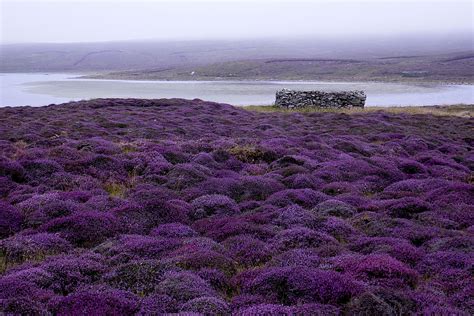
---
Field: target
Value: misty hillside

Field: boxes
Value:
[92,51,474,83]
[1,34,472,74]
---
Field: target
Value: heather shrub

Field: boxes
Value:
[348,292,398,315]
[45,172,101,191]
[0,202,23,238]
[420,305,470,316]
[137,151,172,175]
[236,176,286,201]
[157,271,217,303]
[382,178,448,197]
[388,222,442,246]
[83,194,126,211]
[180,296,231,315]
[0,233,72,271]
[169,247,237,276]
[166,163,210,190]
[0,176,16,198]
[450,283,474,313]
[0,278,53,314]
[246,266,363,305]
[48,285,140,316]
[290,303,341,315]
[332,254,419,287]
[0,158,25,182]
[270,155,319,171]
[150,223,198,238]
[94,234,181,260]
[230,294,271,310]
[180,237,227,254]
[313,157,377,182]
[350,212,391,237]
[349,237,425,264]
[0,297,49,315]
[283,173,324,189]
[112,202,157,234]
[192,152,220,169]
[197,268,231,294]
[312,199,356,218]
[18,193,82,227]
[194,175,284,202]
[426,182,474,206]
[416,251,473,274]
[1,267,52,288]
[129,185,178,206]
[425,236,473,253]
[223,235,272,267]
[190,194,240,220]
[266,189,328,208]
[40,211,121,247]
[20,158,63,182]
[192,216,277,241]
[40,254,106,295]
[367,288,417,315]
[387,197,431,218]
[319,217,359,242]
[267,248,321,268]
[234,304,293,315]
[137,294,178,314]
[0,277,54,301]
[104,259,178,295]
[321,181,360,196]
[271,204,315,228]
[397,158,427,175]
[74,154,126,180]
[228,144,277,163]
[128,188,189,225]
[272,227,338,253]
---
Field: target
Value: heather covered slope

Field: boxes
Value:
[0,99,473,315]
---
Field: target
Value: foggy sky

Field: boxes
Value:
[1,0,472,44]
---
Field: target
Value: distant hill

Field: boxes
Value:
[89,52,473,83]
[1,34,472,83]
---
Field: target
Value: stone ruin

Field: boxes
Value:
[275,89,366,108]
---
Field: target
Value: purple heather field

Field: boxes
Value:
[0,98,473,315]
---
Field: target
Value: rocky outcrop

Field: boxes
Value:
[275,89,366,108]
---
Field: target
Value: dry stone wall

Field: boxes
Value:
[275,89,366,108]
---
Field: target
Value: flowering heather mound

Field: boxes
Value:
[0,98,473,314]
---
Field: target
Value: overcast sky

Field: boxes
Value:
[1,0,472,44]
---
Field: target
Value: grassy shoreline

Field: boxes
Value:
[79,73,474,86]
[243,104,474,117]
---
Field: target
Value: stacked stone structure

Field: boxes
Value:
[275,89,366,108]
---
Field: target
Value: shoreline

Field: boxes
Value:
[78,74,474,86]
[2,71,473,86]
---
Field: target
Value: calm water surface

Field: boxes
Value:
[1,73,473,107]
